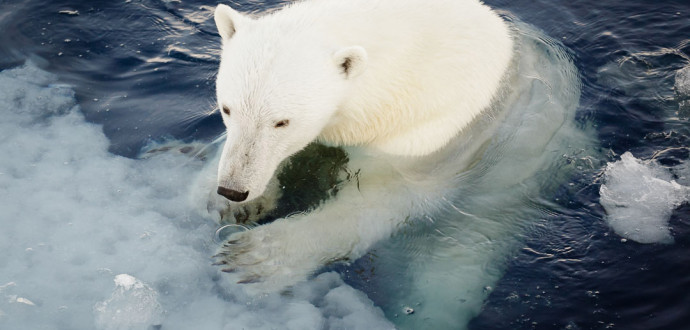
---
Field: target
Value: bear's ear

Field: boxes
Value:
[214,4,248,41]
[333,46,368,79]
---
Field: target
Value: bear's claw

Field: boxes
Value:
[212,221,323,291]
[237,276,261,284]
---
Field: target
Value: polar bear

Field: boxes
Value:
[212,0,513,287]
[206,1,590,328]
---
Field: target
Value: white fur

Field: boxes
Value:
[205,2,588,327]
[214,0,513,200]
[213,0,513,281]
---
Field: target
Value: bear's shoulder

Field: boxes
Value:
[311,0,515,156]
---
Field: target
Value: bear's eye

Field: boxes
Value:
[274,119,290,128]
[222,106,230,116]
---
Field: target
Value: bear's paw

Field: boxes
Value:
[212,220,321,291]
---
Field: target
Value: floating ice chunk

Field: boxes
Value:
[113,274,139,291]
[94,274,163,330]
[675,66,690,98]
[599,152,689,244]
[13,297,36,306]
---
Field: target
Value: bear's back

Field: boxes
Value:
[266,0,515,156]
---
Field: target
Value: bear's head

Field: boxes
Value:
[213,4,367,202]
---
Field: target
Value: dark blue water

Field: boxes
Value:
[471,1,690,329]
[1,0,689,329]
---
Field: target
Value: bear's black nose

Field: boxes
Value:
[217,187,249,202]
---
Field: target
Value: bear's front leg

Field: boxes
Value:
[214,217,333,290]
[213,186,409,291]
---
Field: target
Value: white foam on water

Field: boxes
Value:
[0,62,393,329]
[600,152,689,244]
